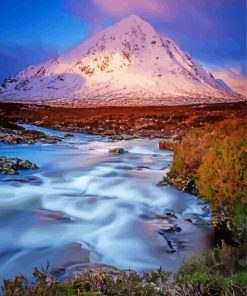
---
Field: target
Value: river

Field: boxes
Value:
[0,125,212,282]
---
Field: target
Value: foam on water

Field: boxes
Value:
[0,125,212,281]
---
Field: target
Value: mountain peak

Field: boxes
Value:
[122,14,147,24]
[0,15,239,106]
[117,14,155,33]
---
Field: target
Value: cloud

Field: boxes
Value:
[90,0,176,19]
[0,41,58,82]
[62,0,105,33]
[62,0,179,32]
[210,67,247,96]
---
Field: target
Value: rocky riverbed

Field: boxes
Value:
[0,124,212,282]
[0,122,60,145]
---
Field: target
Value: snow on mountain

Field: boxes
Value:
[0,15,242,106]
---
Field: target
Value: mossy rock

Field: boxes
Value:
[21,129,46,140]
[64,132,74,137]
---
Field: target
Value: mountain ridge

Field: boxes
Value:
[0,15,243,106]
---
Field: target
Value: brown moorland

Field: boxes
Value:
[0,101,245,138]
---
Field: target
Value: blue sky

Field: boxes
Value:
[0,0,246,83]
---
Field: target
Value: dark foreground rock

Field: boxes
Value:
[0,157,38,175]
[159,171,199,195]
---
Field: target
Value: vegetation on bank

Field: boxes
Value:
[164,118,247,242]
[2,245,246,296]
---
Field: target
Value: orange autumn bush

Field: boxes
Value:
[168,118,247,239]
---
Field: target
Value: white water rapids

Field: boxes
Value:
[0,125,212,281]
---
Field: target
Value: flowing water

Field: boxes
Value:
[0,125,212,281]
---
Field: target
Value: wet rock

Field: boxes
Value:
[163,209,177,219]
[159,171,198,196]
[109,147,126,155]
[183,213,207,225]
[21,129,46,139]
[110,134,139,141]
[163,236,176,253]
[0,157,39,175]
[182,180,198,195]
[64,132,74,137]
[157,224,182,234]
[0,122,61,145]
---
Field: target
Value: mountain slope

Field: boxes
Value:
[0,15,241,106]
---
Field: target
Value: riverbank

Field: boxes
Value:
[0,101,245,138]
[160,117,247,247]
[0,122,60,144]
[2,244,246,296]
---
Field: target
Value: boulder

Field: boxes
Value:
[109,147,126,155]
[0,157,39,175]
[64,132,74,137]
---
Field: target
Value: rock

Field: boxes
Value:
[64,132,74,137]
[0,157,39,175]
[0,129,60,145]
[0,122,25,131]
[183,213,207,225]
[185,218,193,223]
[157,224,182,234]
[160,171,199,195]
[109,147,126,155]
[182,180,198,195]
[163,209,177,218]
[21,129,47,140]
[0,122,61,145]
[110,134,138,141]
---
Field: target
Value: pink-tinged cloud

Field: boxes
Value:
[211,67,247,96]
[91,0,177,19]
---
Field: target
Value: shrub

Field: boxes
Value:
[167,118,247,240]
[196,126,246,213]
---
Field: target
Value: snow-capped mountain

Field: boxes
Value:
[0,15,241,106]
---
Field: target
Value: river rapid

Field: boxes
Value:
[0,125,212,282]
